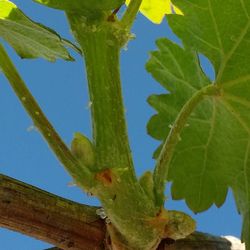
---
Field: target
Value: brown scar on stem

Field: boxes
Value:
[107,5,122,22]
[146,207,169,237]
[95,168,114,186]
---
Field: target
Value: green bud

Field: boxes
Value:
[139,171,155,202]
[71,132,95,169]
[165,210,196,240]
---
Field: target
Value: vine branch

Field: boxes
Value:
[0,174,105,250]
[0,174,244,250]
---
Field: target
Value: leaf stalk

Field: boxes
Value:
[0,43,93,190]
[121,0,143,29]
[153,84,221,207]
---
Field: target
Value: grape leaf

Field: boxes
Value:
[34,0,125,11]
[147,0,250,247]
[0,0,73,61]
[125,0,182,24]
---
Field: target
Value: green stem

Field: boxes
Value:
[0,43,93,189]
[84,35,134,171]
[121,0,143,29]
[67,14,135,174]
[67,15,163,249]
[153,84,221,207]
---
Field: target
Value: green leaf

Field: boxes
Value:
[147,0,250,247]
[34,0,125,11]
[0,0,73,61]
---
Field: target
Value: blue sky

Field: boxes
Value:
[0,1,241,249]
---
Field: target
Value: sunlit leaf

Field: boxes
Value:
[147,0,250,247]
[126,0,182,24]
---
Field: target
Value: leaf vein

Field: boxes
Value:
[222,74,250,88]
[207,0,224,54]
[220,100,250,134]
[224,94,250,109]
[216,19,250,83]
[240,0,250,19]
[163,45,185,79]
[151,55,198,92]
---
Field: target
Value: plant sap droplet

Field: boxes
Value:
[100,212,107,219]
[96,207,107,219]
[105,218,111,224]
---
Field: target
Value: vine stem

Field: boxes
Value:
[0,173,242,250]
[0,43,93,189]
[153,84,221,207]
[66,15,163,249]
[121,0,143,29]
[66,13,136,173]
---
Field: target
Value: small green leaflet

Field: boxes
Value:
[147,0,250,248]
[0,0,73,61]
[34,0,125,11]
